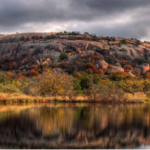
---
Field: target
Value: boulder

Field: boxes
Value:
[77,48,82,54]
[34,60,40,65]
[115,63,121,67]
[42,58,52,66]
[134,63,150,74]
[49,51,60,62]
[98,60,108,69]
[128,71,136,78]
[19,66,25,70]
[107,66,124,74]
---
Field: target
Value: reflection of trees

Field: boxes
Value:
[0,104,150,148]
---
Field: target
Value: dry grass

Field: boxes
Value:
[0,92,88,102]
[126,92,146,103]
[0,92,148,103]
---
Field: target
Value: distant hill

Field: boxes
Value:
[0,32,150,77]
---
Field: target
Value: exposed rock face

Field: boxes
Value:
[107,66,124,74]
[134,63,150,74]
[0,33,150,73]
[98,60,108,69]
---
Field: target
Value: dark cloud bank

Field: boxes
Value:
[0,0,150,40]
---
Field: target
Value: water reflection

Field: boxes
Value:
[0,104,150,148]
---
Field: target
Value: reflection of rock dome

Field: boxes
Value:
[0,104,150,149]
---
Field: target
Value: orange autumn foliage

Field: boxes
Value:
[146,72,150,78]
[122,72,129,77]
[120,60,129,67]
[124,65,133,70]
[17,75,26,80]
[86,69,93,74]
[6,72,15,80]
[98,69,104,75]
[28,69,38,76]
[108,64,113,68]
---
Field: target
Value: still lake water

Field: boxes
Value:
[0,103,150,149]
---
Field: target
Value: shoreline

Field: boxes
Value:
[0,92,148,104]
[0,98,146,105]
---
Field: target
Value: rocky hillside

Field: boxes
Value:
[0,32,150,77]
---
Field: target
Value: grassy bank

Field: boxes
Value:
[0,70,150,104]
[0,92,148,104]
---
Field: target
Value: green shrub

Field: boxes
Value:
[40,36,44,39]
[110,71,124,81]
[69,31,80,35]
[59,52,68,61]
[136,40,141,46]
[0,84,20,93]
[133,58,149,65]
[119,48,127,52]
[0,75,8,84]
[80,74,93,90]
[46,35,57,39]
[84,32,89,35]
[73,79,82,95]
[100,82,125,102]
[30,45,34,48]
[121,39,126,44]
[23,82,41,96]
[93,75,101,84]
[84,82,125,102]
[104,56,115,64]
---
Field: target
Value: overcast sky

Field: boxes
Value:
[0,0,150,40]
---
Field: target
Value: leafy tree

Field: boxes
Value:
[84,32,89,36]
[119,79,143,95]
[121,39,126,44]
[40,36,44,39]
[93,75,101,84]
[69,31,80,35]
[110,71,124,81]
[120,60,129,67]
[32,35,39,40]
[26,36,30,41]
[133,69,141,77]
[124,65,133,70]
[20,36,25,41]
[73,79,82,95]
[46,35,57,39]
[105,37,111,42]
[64,31,67,34]
[24,70,74,96]
[80,74,93,90]
[136,40,141,46]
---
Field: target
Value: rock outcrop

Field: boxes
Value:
[107,66,124,74]
[97,60,108,69]
[134,63,150,74]
[0,33,150,74]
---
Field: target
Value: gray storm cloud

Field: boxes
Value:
[0,0,150,40]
